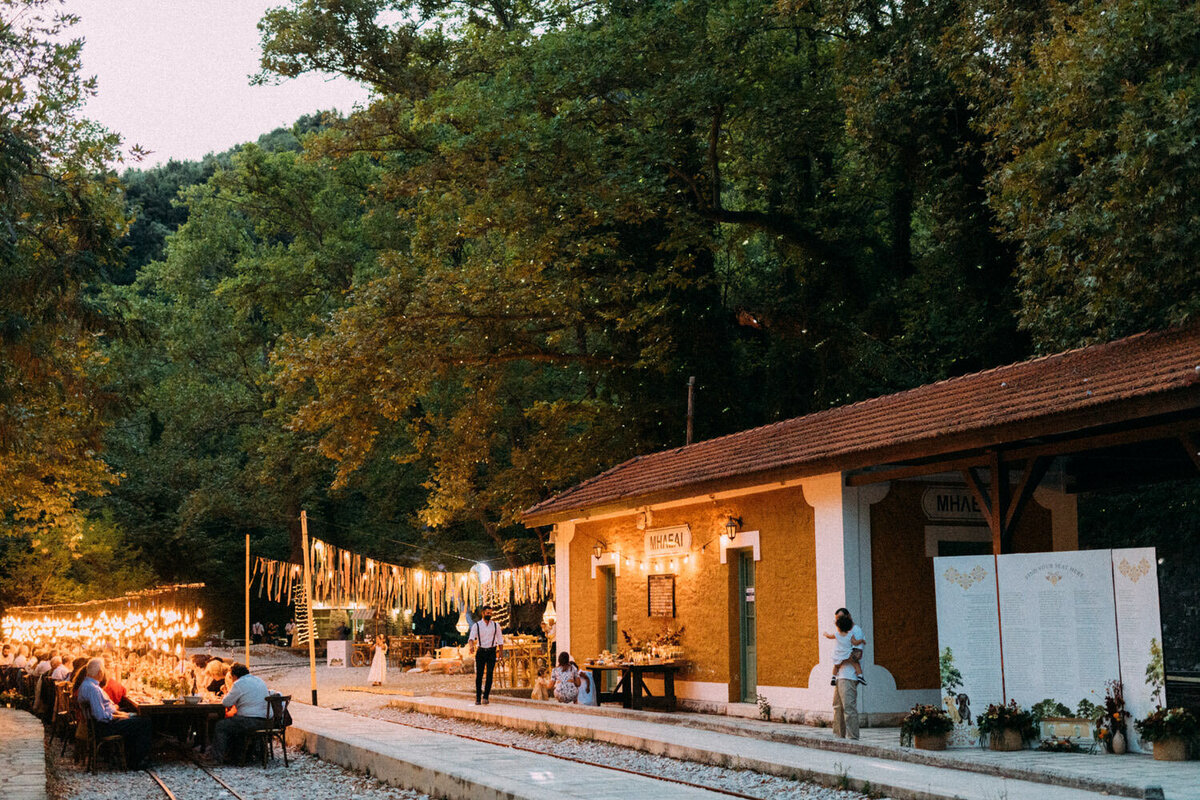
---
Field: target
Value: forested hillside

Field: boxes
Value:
[3,0,1198,636]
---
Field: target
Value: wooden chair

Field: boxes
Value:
[51,682,75,753]
[77,701,127,773]
[243,694,291,767]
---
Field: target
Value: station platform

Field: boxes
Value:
[375,692,1197,800]
[286,701,734,799]
[0,709,47,800]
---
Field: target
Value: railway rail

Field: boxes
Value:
[146,759,249,800]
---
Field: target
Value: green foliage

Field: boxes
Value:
[986,0,1200,349]
[1030,698,1071,721]
[939,647,963,692]
[1146,638,1165,707]
[0,0,126,550]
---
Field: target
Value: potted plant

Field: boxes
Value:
[900,703,954,750]
[1135,707,1198,761]
[977,701,1037,751]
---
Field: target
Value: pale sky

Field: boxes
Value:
[64,0,373,167]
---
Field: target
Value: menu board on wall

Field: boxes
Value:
[647,574,675,617]
[997,550,1120,710]
[933,554,1004,747]
[1112,547,1163,754]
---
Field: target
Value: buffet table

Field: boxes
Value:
[583,662,681,711]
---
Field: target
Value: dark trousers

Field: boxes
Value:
[97,716,153,769]
[475,647,497,702]
[212,715,268,763]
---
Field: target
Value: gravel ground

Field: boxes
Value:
[52,648,890,800]
[48,738,430,800]
[244,651,894,800]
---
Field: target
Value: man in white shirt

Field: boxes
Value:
[251,620,265,644]
[33,654,52,677]
[210,663,271,763]
[468,605,504,705]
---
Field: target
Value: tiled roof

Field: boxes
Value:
[523,326,1200,523]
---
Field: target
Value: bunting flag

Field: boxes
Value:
[251,537,554,617]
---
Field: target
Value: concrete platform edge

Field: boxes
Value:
[430,691,1148,799]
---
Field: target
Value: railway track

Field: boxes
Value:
[145,759,249,800]
[326,704,767,800]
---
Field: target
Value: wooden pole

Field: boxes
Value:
[686,376,695,445]
[245,533,251,666]
[301,510,319,706]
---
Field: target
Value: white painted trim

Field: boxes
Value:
[718,530,760,564]
[553,522,575,658]
[590,551,620,579]
[924,525,992,557]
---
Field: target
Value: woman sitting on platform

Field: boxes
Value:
[551,652,581,704]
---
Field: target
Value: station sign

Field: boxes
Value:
[644,525,691,558]
[922,486,985,521]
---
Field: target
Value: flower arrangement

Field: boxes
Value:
[900,704,954,746]
[1038,736,1083,753]
[0,689,26,709]
[621,625,685,653]
[976,701,1038,742]
[1095,680,1127,752]
[1134,707,1199,743]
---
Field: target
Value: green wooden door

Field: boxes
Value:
[738,551,757,702]
[604,567,618,690]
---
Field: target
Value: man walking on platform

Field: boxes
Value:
[468,605,504,705]
[831,608,866,740]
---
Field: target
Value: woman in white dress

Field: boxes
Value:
[368,634,388,686]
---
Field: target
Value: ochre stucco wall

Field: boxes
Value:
[870,480,1054,690]
[567,485,818,695]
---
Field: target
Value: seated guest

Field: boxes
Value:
[551,651,581,704]
[208,663,270,764]
[12,645,29,669]
[70,656,89,681]
[0,643,12,665]
[101,657,130,709]
[49,656,70,682]
[77,658,152,769]
[205,658,230,696]
[33,653,52,676]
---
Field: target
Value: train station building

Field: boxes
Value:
[522,326,1200,721]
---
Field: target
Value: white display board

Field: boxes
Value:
[934,548,1162,750]
[1112,547,1163,754]
[327,639,349,668]
[998,550,1120,710]
[933,554,1004,747]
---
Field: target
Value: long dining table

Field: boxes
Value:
[128,696,226,752]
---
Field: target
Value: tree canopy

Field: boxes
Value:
[2,0,1199,632]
